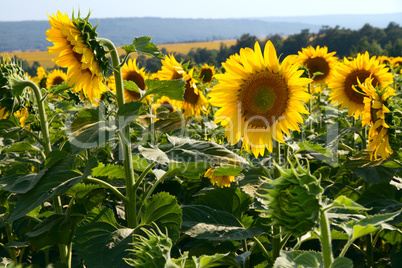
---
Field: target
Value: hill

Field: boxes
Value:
[1,17,320,52]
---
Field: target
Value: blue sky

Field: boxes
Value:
[1,0,402,21]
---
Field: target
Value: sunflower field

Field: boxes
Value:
[1,11,402,268]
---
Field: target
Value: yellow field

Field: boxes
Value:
[0,40,237,69]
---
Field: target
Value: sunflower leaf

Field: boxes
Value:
[142,79,185,102]
[121,36,164,59]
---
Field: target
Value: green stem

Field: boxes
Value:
[85,177,128,203]
[5,222,17,263]
[361,126,367,150]
[100,38,137,228]
[308,83,313,131]
[319,209,333,268]
[20,80,69,266]
[253,237,272,264]
[272,141,281,260]
[366,234,374,268]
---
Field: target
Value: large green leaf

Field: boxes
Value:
[181,205,262,241]
[116,101,147,128]
[296,141,333,163]
[25,213,83,251]
[139,135,248,166]
[91,162,125,180]
[191,188,252,220]
[7,157,97,222]
[139,192,182,242]
[273,250,323,268]
[1,141,41,153]
[330,257,353,268]
[0,169,46,194]
[187,253,235,268]
[143,79,185,102]
[74,207,132,268]
[329,195,370,211]
[67,107,118,153]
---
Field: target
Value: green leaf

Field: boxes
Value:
[181,205,262,241]
[192,188,252,220]
[139,192,182,242]
[116,101,146,128]
[326,125,362,151]
[0,169,46,194]
[273,250,323,268]
[341,210,402,241]
[74,207,132,268]
[143,79,185,102]
[297,141,333,162]
[190,253,233,268]
[48,82,70,95]
[2,141,41,153]
[123,80,140,93]
[330,257,353,268]
[212,165,243,176]
[91,162,125,180]
[26,213,84,251]
[354,165,397,184]
[121,36,164,59]
[140,135,249,167]
[329,195,370,211]
[44,150,70,168]
[7,157,97,222]
[67,107,118,153]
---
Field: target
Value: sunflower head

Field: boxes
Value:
[328,52,394,119]
[46,69,67,89]
[209,41,312,157]
[198,64,216,84]
[260,161,323,237]
[157,54,208,118]
[46,11,108,102]
[295,45,338,93]
[355,77,396,160]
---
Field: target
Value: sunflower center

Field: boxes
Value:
[200,68,213,83]
[305,57,329,82]
[52,76,65,85]
[161,101,174,113]
[344,70,379,104]
[124,71,146,101]
[183,81,199,105]
[240,71,289,128]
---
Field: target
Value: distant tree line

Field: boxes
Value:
[11,22,402,76]
[137,22,402,73]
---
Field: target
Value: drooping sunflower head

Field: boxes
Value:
[122,58,148,102]
[294,45,338,93]
[328,51,394,119]
[354,77,396,160]
[197,63,216,84]
[209,41,312,157]
[157,54,208,118]
[46,69,67,89]
[46,11,109,102]
[204,166,235,188]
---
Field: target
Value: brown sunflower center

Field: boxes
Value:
[52,76,65,86]
[183,81,199,105]
[344,70,379,104]
[161,101,174,113]
[124,71,146,101]
[240,71,289,128]
[200,68,213,83]
[305,57,329,82]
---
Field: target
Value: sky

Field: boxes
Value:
[1,0,402,21]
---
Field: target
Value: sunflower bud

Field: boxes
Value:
[261,161,323,237]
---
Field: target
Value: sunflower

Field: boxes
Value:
[204,166,235,188]
[294,45,338,93]
[355,77,395,160]
[14,107,29,127]
[391,56,402,73]
[209,41,312,157]
[152,96,177,113]
[46,69,67,89]
[46,11,108,102]
[157,54,208,117]
[121,58,148,102]
[377,55,392,66]
[328,52,394,119]
[198,64,216,84]
[0,107,9,119]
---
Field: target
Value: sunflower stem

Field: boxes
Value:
[319,209,333,268]
[272,141,281,261]
[100,38,137,228]
[308,83,313,132]
[361,125,367,150]
[19,80,69,265]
